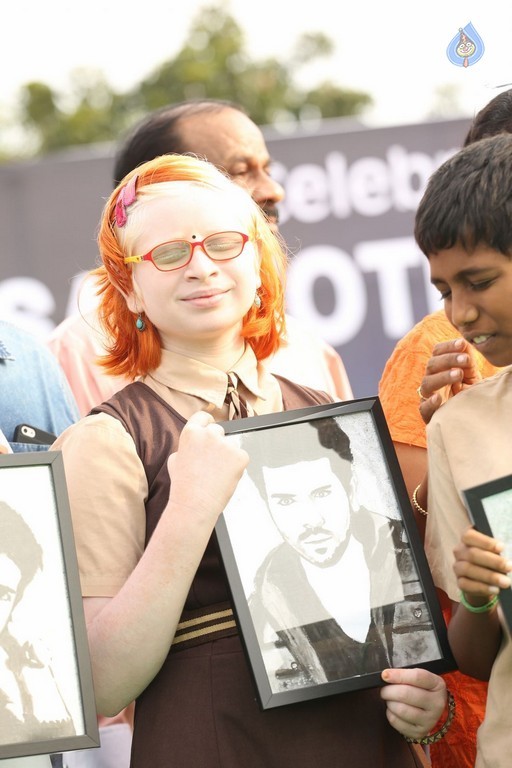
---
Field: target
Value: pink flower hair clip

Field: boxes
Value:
[114,174,139,227]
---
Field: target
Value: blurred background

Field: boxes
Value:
[1,0,510,395]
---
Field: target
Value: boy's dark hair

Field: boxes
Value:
[242,418,353,502]
[414,133,512,258]
[113,99,246,186]
[463,88,512,147]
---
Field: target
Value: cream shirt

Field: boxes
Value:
[52,346,283,598]
[426,365,512,768]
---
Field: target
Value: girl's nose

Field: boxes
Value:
[183,246,219,277]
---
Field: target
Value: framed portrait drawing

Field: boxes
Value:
[215,397,455,710]
[463,474,512,634]
[0,451,99,759]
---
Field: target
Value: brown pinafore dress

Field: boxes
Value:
[92,377,429,768]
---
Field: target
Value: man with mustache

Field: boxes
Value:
[0,501,75,758]
[243,418,437,688]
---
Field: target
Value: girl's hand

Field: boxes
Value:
[380,667,447,740]
[167,410,249,524]
[454,527,512,601]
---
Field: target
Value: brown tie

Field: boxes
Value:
[224,372,252,420]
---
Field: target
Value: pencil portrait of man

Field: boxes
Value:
[239,416,439,692]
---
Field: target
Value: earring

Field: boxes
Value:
[135,313,146,331]
[253,291,262,309]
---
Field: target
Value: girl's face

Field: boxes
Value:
[125,184,260,355]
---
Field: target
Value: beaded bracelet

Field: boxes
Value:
[411,484,428,516]
[459,591,499,613]
[404,690,456,745]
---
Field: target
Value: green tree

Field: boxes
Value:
[18,71,131,155]
[5,4,372,160]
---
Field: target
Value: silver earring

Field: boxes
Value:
[135,313,146,331]
[253,291,262,309]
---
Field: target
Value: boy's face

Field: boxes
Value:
[430,243,512,367]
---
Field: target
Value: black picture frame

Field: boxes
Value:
[215,397,455,710]
[463,473,512,634]
[0,451,99,759]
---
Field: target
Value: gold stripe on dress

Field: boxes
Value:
[175,608,234,631]
[171,620,237,646]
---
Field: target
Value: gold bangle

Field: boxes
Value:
[412,484,428,516]
[404,690,456,745]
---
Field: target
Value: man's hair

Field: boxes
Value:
[242,418,353,502]
[0,501,43,604]
[113,99,247,186]
[463,88,512,147]
[414,133,512,258]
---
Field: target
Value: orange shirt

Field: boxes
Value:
[379,310,499,450]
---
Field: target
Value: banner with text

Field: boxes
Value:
[0,117,470,396]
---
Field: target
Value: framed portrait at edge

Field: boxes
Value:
[215,397,455,710]
[0,451,99,759]
[463,474,512,634]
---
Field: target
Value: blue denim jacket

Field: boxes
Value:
[0,320,80,452]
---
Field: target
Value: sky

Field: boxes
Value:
[2,0,512,128]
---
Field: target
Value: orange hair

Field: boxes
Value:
[92,153,288,378]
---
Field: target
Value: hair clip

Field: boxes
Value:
[115,174,139,227]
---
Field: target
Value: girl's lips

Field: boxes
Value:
[182,288,227,301]
[181,289,229,308]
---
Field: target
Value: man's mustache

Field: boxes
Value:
[261,205,279,224]
[298,526,333,543]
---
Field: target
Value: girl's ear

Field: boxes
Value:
[115,271,143,314]
[104,265,137,309]
[124,289,140,314]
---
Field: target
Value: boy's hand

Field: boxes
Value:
[418,338,482,425]
[454,528,512,600]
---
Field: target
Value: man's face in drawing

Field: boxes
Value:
[0,553,21,634]
[262,457,352,567]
